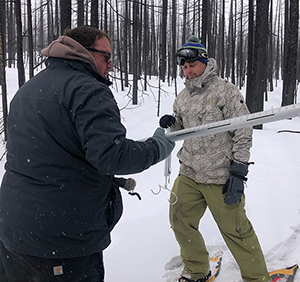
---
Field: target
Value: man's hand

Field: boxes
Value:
[159,115,176,129]
[222,161,248,205]
[147,128,175,162]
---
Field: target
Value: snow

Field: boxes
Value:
[2,68,300,281]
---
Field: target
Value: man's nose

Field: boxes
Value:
[107,61,113,70]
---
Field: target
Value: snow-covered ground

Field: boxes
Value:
[2,68,300,281]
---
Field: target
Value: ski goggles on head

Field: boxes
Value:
[176,48,208,66]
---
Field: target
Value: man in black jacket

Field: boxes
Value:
[0,26,174,282]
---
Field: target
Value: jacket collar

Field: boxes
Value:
[45,58,112,87]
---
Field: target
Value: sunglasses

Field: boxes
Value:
[86,47,112,64]
[176,48,208,66]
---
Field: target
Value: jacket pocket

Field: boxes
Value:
[106,188,116,225]
[105,184,123,228]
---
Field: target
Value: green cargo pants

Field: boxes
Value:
[170,175,270,282]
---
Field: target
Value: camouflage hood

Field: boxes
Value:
[184,58,217,94]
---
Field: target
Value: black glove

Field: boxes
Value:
[147,127,175,162]
[159,115,176,128]
[222,160,248,205]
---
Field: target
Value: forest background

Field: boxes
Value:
[0,0,299,145]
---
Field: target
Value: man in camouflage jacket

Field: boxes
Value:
[172,57,251,185]
[160,37,270,282]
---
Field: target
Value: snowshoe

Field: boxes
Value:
[178,271,211,282]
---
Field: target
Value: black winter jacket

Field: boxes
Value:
[0,58,160,258]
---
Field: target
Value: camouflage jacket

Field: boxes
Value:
[172,58,253,184]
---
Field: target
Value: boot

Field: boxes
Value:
[178,271,211,282]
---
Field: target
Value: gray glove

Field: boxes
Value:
[147,128,175,162]
[222,160,248,205]
[113,177,136,191]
